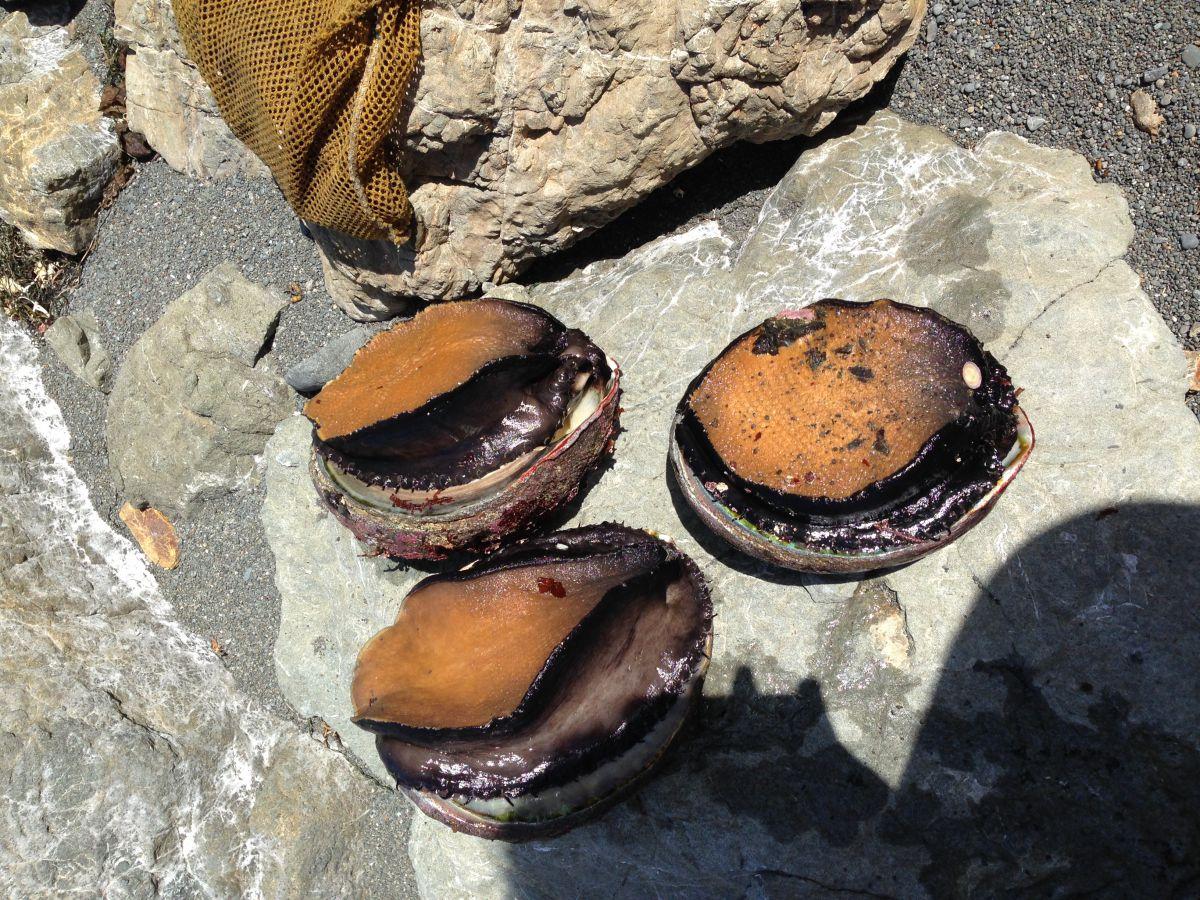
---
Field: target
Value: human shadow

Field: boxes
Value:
[493,501,1200,898]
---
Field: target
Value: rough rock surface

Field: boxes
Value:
[106,263,292,517]
[43,308,112,392]
[0,12,120,254]
[0,322,410,897]
[263,415,405,783]
[113,0,268,180]
[116,0,925,318]
[266,113,1200,896]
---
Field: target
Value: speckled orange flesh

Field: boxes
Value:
[686,301,973,501]
[351,555,636,730]
[306,300,547,441]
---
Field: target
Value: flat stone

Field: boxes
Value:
[0,321,410,896]
[262,414,404,784]
[116,0,925,318]
[284,327,372,395]
[105,263,293,517]
[43,308,112,392]
[267,113,1200,896]
[0,12,120,254]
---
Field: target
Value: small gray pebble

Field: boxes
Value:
[1184,44,1200,68]
[1184,124,1197,140]
[1142,66,1169,84]
[926,18,938,42]
[284,328,373,395]
[1181,233,1200,251]
[1026,115,1047,132]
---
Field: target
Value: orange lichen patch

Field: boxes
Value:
[118,502,180,570]
[306,300,549,441]
[688,301,974,500]
[351,554,636,730]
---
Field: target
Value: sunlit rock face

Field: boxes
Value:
[105,264,292,518]
[0,323,408,897]
[115,0,925,318]
[114,0,269,180]
[0,12,120,254]
[266,113,1200,896]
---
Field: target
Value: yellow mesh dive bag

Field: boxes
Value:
[174,0,421,242]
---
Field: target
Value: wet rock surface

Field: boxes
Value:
[266,113,1200,896]
[116,0,924,318]
[105,263,293,517]
[0,11,120,254]
[0,322,415,898]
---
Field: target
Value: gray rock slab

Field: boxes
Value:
[266,112,1200,897]
[105,263,293,517]
[263,414,404,783]
[43,308,112,392]
[0,321,411,897]
[284,327,372,395]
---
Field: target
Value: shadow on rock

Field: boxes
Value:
[494,502,1200,897]
[520,55,907,287]
[8,1,88,27]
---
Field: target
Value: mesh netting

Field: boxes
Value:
[174,0,421,242]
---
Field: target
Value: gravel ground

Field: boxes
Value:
[27,0,1199,886]
[889,0,1200,412]
[40,162,362,724]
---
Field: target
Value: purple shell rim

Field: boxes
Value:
[669,405,1035,575]
[396,638,709,842]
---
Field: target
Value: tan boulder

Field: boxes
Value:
[118,0,925,318]
[0,12,121,254]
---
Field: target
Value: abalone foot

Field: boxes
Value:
[670,406,1034,575]
[397,676,706,842]
[310,375,621,560]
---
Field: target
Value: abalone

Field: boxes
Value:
[670,299,1033,573]
[305,299,620,559]
[350,524,712,839]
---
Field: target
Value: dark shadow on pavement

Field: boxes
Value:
[494,501,1200,898]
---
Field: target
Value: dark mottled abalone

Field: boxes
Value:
[305,299,620,559]
[670,299,1033,573]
